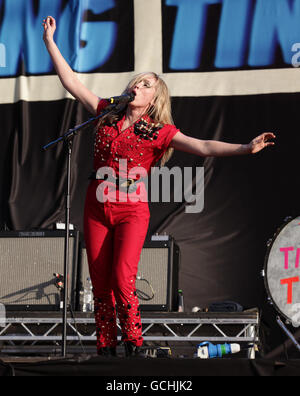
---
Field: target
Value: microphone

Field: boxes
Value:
[107,92,135,105]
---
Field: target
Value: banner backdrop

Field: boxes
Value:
[1,1,300,336]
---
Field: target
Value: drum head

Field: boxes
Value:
[264,216,300,326]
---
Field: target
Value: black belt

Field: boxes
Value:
[89,172,143,192]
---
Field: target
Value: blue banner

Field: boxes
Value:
[0,0,299,76]
[0,0,134,76]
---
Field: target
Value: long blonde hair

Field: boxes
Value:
[97,72,175,166]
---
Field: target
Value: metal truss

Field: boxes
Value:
[0,316,258,342]
[0,311,259,358]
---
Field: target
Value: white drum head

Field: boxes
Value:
[265,216,300,326]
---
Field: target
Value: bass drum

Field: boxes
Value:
[264,216,300,326]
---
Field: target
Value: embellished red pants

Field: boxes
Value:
[84,181,150,349]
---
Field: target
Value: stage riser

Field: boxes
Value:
[0,311,259,359]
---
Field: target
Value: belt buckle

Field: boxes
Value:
[119,178,138,193]
[120,178,135,188]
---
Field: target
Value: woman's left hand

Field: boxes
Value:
[248,132,276,154]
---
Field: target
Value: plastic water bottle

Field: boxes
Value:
[178,289,184,312]
[197,342,241,359]
[83,277,94,312]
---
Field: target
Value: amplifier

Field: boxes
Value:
[79,238,179,311]
[0,231,79,311]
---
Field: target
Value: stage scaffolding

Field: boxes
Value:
[0,310,259,358]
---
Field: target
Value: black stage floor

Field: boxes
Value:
[1,356,300,377]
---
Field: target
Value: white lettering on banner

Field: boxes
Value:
[0,43,6,68]
[291,43,300,68]
[1,0,300,103]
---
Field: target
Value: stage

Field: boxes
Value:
[0,310,299,376]
[1,355,300,377]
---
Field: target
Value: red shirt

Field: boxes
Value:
[93,99,180,203]
[93,99,180,176]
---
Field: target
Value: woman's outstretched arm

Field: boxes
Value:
[43,16,99,115]
[170,131,276,157]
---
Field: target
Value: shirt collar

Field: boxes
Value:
[117,112,153,133]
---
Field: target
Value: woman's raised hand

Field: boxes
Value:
[248,132,276,154]
[42,16,56,43]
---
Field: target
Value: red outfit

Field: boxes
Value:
[84,99,179,349]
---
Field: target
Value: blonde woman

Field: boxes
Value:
[43,16,275,358]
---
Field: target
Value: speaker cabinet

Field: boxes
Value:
[0,231,79,311]
[79,237,179,311]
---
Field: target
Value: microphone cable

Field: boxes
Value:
[136,276,155,301]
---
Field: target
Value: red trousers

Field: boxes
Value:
[84,181,150,349]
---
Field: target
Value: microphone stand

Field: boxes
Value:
[42,105,118,357]
[276,316,300,354]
